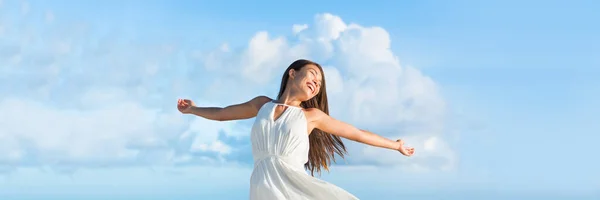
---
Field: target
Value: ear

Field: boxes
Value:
[288,69,296,79]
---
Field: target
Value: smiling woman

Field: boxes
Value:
[177,59,415,200]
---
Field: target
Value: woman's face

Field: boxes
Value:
[289,64,323,101]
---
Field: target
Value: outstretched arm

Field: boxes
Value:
[308,108,414,156]
[178,96,272,121]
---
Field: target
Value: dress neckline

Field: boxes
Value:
[270,101,303,109]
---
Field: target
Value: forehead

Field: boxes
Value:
[303,64,321,73]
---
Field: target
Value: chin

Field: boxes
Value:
[304,94,316,101]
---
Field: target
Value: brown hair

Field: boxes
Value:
[276,59,348,176]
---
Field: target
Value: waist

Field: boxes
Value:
[254,153,290,161]
[253,153,301,166]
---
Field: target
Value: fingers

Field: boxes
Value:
[177,99,189,107]
[398,146,415,156]
[405,147,415,156]
[177,99,190,113]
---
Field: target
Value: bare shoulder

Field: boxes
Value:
[248,95,272,110]
[302,107,354,136]
[303,107,329,123]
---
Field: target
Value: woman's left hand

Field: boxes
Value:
[396,139,415,157]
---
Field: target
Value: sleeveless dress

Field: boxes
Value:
[249,101,359,200]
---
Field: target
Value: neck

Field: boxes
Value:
[276,89,303,107]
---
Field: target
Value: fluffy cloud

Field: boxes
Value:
[0,1,455,174]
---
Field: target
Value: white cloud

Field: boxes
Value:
[314,13,347,41]
[292,24,308,34]
[0,97,175,164]
[183,101,250,156]
[321,66,344,94]
[241,32,289,83]
[0,1,455,174]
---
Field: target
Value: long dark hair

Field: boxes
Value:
[277,59,348,176]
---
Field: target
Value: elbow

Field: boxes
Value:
[215,117,230,122]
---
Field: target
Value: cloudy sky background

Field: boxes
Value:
[0,0,599,199]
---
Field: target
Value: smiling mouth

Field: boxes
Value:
[307,82,315,93]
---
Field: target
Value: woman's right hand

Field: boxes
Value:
[177,99,196,114]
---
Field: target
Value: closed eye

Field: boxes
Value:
[313,80,321,88]
[310,70,321,84]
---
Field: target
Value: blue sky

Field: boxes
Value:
[1,0,599,199]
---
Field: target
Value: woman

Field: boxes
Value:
[177,59,415,200]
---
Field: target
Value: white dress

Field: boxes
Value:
[249,101,359,200]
